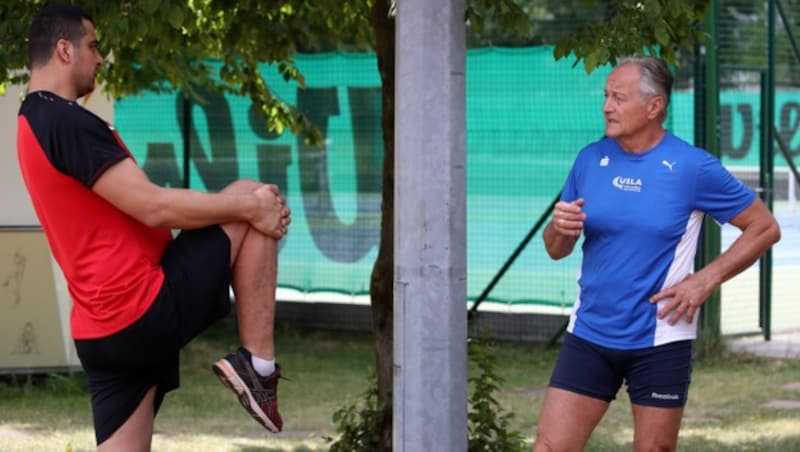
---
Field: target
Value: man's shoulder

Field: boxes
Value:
[661,132,718,162]
[22,91,74,113]
[21,91,101,130]
[575,136,616,159]
[662,131,703,152]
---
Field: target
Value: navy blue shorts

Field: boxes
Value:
[74,225,233,444]
[549,332,693,408]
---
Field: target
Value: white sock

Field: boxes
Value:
[251,354,276,377]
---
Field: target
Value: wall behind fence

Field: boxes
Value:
[115,47,800,309]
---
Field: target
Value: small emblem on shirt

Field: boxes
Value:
[662,160,676,171]
[612,176,642,192]
[600,155,610,167]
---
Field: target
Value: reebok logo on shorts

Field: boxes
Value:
[651,392,680,400]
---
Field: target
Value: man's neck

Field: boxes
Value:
[617,127,666,154]
[27,70,78,101]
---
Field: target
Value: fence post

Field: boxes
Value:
[760,0,776,341]
[698,0,723,339]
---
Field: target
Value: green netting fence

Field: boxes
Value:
[115,45,799,320]
[714,0,800,335]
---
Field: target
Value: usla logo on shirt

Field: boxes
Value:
[612,176,642,192]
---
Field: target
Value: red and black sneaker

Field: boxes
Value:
[212,347,283,432]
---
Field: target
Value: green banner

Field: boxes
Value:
[115,47,800,306]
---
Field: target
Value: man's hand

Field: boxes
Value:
[651,198,780,326]
[650,273,715,325]
[543,198,586,260]
[551,198,586,237]
[251,184,292,239]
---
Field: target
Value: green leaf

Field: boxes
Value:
[584,50,599,74]
[597,47,609,66]
[470,12,484,35]
[654,22,670,46]
[645,0,662,22]
[672,0,689,16]
[553,40,569,60]
[143,0,161,15]
[168,4,184,30]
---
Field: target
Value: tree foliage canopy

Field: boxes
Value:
[552,0,709,72]
[1,0,710,139]
[0,0,373,142]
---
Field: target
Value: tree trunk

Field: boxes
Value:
[370,1,395,451]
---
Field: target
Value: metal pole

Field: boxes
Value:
[759,72,768,331]
[700,0,722,338]
[762,0,777,341]
[394,0,467,450]
[181,95,191,189]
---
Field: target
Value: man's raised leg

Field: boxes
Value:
[229,221,278,363]
[211,179,287,433]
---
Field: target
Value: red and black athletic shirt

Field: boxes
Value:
[17,91,173,339]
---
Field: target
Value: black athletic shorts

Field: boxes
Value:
[74,225,232,445]
[549,332,693,408]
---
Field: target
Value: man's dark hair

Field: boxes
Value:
[28,4,94,68]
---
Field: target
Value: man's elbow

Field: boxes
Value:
[751,216,782,254]
[765,218,781,247]
[137,199,173,229]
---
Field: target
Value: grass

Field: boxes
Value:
[1,318,799,451]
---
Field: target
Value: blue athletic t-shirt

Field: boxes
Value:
[561,132,755,349]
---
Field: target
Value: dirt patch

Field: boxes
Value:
[763,400,800,409]
[0,425,34,440]
[782,381,800,391]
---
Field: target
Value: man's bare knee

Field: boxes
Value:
[534,424,589,452]
[634,440,676,452]
[533,424,561,452]
[532,434,556,452]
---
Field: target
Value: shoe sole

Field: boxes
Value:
[212,359,280,433]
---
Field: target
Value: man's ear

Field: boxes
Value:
[54,39,72,63]
[647,96,665,120]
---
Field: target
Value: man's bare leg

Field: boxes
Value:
[212,179,286,433]
[631,404,683,452]
[97,386,156,452]
[227,225,278,361]
[218,179,282,361]
[533,387,609,451]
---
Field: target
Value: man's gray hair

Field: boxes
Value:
[618,56,673,122]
